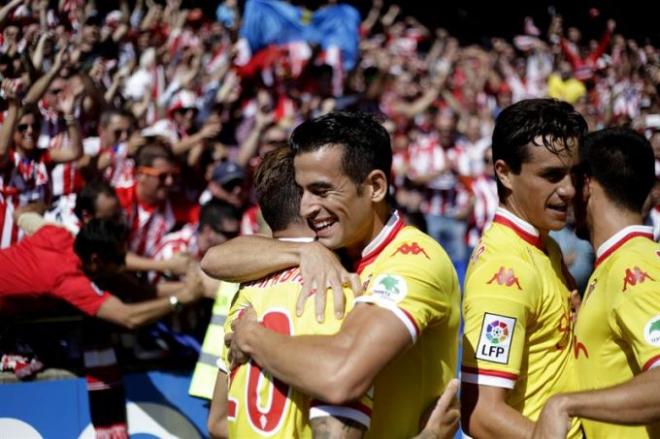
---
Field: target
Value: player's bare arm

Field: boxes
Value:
[461,384,534,439]
[208,370,229,439]
[228,304,411,404]
[201,235,301,282]
[310,417,366,439]
[309,380,461,439]
[202,238,361,318]
[533,368,660,439]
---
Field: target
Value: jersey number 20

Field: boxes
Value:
[246,309,292,434]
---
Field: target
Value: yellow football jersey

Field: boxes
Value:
[575,226,660,439]
[223,266,372,438]
[461,208,581,438]
[354,211,461,438]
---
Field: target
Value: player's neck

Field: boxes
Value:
[589,204,643,253]
[347,203,392,264]
[273,222,315,240]
[499,201,548,237]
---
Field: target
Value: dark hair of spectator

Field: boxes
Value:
[73,180,117,221]
[198,198,241,233]
[289,111,393,192]
[99,109,135,129]
[581,128,655,213]
[18,103,40,120]
[253,147,302,233]
[134,142,175,168]
[492,98,588,198]
[74,219,128,268]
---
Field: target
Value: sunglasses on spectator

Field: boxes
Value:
[48,88,64,95]
[17,122,39,132]
[137,166,180,182]
[221,179,243,191]
[113,128,131,138]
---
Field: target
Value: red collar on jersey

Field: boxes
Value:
[594,225,654,268]
[492,208,544,251]
[355,210,405,274]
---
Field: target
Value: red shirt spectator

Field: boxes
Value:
[0,224,110,315]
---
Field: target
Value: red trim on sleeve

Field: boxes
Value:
[461,366,519,380]
[400,307,420,338]
[643,355,660,371]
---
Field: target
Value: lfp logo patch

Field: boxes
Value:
[476,313,516,364]
[486,320,510,345]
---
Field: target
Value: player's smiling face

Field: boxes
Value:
[500,137,579,233]
[295,145,373,253]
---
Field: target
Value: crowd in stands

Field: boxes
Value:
[0,0,658,380]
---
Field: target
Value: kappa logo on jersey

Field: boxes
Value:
[476,313,516,364]
[644,316,660,346]
[622,266,655,292]
[470,244,485,263]
[572,335,589,359]
[391,242,429,259]
[361,274,372,291]
[583,278,597,303]
[486,267,522,290]
[371,274,408,303]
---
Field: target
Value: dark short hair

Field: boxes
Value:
[289,112,392,189]
[253,147,302,232]
[134,142,175,168]
[73,180,118,221]
[74,219,128,267]
[199,198,241,233]
[581,128,655,213]
[99,109,134,129]
[18,103,40,120]
[492,98,587,198]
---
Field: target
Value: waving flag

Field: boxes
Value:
[312,3,361,70]
[239,0,360,70]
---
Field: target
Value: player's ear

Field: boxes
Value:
[364,169,388,203]
[494,159,514,191]
[582,174,592,200]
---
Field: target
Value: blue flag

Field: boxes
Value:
[312,4,361,70]
[239,0,360,70]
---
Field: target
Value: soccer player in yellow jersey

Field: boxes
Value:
[203,112,461,438]
[461,99,588,439]
[533,128,660,439]
[208,147,371,438]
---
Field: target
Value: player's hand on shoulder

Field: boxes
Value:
[228,306,258,368]
[297,242,362,322]
[414,379,460,439]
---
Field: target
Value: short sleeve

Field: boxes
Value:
[461,257,538,389]
[309,387,374,430]
[356,237,457,343]
[611,261,660,372]
[54,272,110,316]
